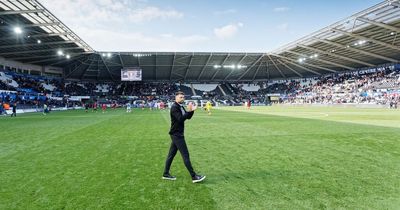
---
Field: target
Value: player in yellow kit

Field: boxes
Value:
[205,101,212,115]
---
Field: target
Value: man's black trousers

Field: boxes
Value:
[164,134,196,177]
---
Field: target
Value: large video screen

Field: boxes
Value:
[121,68,142,81]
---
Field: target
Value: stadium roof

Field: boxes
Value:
[0,0,93,66]
[1,0,400,81]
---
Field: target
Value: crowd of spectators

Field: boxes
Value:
[1,66,399,110]
[268,67,400,106]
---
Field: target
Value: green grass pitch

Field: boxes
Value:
[1,106,399,209]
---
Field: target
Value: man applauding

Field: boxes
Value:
[162,91,206,183]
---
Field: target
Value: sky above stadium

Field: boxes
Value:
[38,0,382,52]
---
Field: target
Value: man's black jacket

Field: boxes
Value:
[169,102,194,136]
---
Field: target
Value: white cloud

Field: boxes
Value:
[277,23,289,31]
[214,22,244,40]
[128,6,183,23]
[38,0,183,26]
[179,35,209,44]
[73,27,209,51]
[214,9,237,15]
[273,7,290,12]
[37,0,194,51]
[160,34,174,38]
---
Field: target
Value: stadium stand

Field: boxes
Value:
[1,64,399,109]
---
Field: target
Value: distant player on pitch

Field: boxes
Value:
[205,100,212,115]
[126,102,132,113]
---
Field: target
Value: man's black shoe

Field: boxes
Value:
[162,174,176,181]
[192,174,206,183]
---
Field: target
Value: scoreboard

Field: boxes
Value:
[121,68,142,81]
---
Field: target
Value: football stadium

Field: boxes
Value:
[1,0,400,209]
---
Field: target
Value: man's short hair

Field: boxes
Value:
[175,91,185,96]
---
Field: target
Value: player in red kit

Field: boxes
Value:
[102,103,107,113]
[93,102,98,113]
[160,101,165,110]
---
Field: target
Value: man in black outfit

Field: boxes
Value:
[162,91,206,183]
[11,102,17,117]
